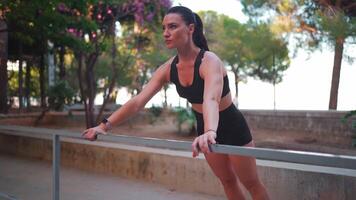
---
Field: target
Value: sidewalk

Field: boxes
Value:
[0,154,224,200]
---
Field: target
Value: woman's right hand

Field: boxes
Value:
[191,130,217,157]
[82,126,106,141]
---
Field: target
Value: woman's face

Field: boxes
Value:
[162,13,194,49]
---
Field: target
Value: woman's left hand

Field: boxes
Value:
[192,130,217,157]
[82,126,106,141]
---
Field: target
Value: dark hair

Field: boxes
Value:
[167,6,209,51]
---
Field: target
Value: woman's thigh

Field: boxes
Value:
[228,141,260,187]
[204,153,236,180]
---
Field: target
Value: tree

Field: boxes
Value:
[8,66,41,110]
[60,0,172,127]
[241,0,356,110]
[1,0,87,110]
[199,11,249,99]
[244,23,290,109]
[1,0,172,126]
[198,11,224,53]
[0,19,8,113]
[94,26,137,123]
[199,11,290,103]
[140,25,174,107]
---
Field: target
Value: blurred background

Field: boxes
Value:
[1,0,356,140]
[1,1,356,199]
[1,0,355,119]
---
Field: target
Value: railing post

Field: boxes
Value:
[52,134,60,200]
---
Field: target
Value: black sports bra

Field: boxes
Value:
[170,49,230,104]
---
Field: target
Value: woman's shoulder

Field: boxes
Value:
[158,56,176,73]
[154,56,176,82]
[202,50,223,66]
[199,50,226,77]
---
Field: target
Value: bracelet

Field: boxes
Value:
[204,129,216,134]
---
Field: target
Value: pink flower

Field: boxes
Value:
[160,0,172,8]
[146,12,154,21]
[57,3,69,13]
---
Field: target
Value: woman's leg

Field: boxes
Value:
[228,141,270,200]
[204,153,246,200]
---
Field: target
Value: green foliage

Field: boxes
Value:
[198,11,224,52]
[62,51,80,97]
[199,11,290,90]
[2,0,172,124]
[342,110,356,123]
[149,105,163,117]
[47,80,75,111]
[119,15,174,95]
[138,26,174,92]
[342,110,356,147]
[244,23,290,84]
[2,0,93,54]
[8,71,19,97]
[241,0,355,110]
[8,67,40,97]
[1,0,172,57]
[173,107,196,135]
[318,10,351,42]
[141,28,175,68]
[148,105,163,124]
[240,0,356,58]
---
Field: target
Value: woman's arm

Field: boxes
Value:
[192,53,224,157]
[83,59,171,140]
[106,63,170,127]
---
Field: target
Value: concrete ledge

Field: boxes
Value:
[242,109,355,137]
[1,132,356,199]
[0,133,225,196]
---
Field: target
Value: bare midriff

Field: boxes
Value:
[191,92,232,114]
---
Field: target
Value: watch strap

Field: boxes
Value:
[101,118,112,131]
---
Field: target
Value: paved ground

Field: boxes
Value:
[0,154,224,200]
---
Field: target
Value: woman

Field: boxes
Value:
[83,6,270,200]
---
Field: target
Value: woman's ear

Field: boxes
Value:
[188,23,195,34]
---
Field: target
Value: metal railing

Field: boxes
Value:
[1,124,356,200]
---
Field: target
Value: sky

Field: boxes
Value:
[115,0,356,111]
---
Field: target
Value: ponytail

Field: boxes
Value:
[167,6,209,51]
[192,13,209,51]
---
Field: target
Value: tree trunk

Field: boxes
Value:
[76,52,91,128]
[39,54,46,108]
[47,44,55,88]
[58,45,65,80]
[232,69,239,100]
[18,44,24,111]
[25,59,32,111]
[96,23,117,123]
[163,85,168,108]
[33,54,49,126]
[328,37,344,110]
[0,20,8,113]
[85,51,99,128]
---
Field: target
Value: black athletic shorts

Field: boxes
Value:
[192,103,252,146]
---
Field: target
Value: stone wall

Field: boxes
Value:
[241,110,355,137]
[2,110,355,136]
[1,109,355,149]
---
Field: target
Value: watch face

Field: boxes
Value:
[101,118,112,131]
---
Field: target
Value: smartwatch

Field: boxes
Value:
[101,118,112,131]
